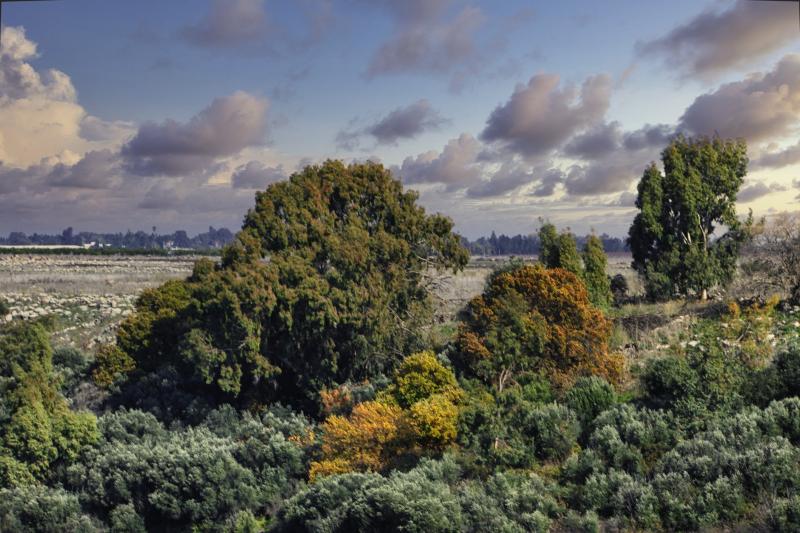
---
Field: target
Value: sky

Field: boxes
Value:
[0,0,799,238]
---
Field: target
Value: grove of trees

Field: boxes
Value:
[2,150,800,532]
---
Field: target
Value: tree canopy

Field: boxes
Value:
[110,161,469,413]
[628,136,751,300]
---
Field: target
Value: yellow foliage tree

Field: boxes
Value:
[310,352,465,481]
[309,401,407,482]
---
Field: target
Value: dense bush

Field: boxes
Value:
[276,456,564,533]
[64,407,313,529]
[582,235,613,309]
[565,376,617,428]
[0,485,101,532]
[454,263,623,390]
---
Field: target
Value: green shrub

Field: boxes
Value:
[108,504,145,533]
[66,407,313,529]
[641,356,698,410]
[0,486,100,532]
[0,298,9,317]
[524,403,579,461]
[565,376,617,428]
[775,347,800,399]
[772,495,800,532]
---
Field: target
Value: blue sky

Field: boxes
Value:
[1,0,799,237]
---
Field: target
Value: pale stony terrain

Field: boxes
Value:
[1,252,639,350]
[0,254,203,349]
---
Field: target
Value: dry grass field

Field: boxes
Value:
[0,252,641,352]
[0,254,201,349]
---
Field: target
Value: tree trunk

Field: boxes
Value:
[700,288,708,301]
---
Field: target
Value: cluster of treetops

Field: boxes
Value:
[2,135,800,532]
[461,232,627,257]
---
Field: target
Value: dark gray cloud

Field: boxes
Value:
[336,99,447,149]
[368,99,447,143]
[138,183,182,210]
[565,159,642,196]
[365,0,485,83]
[679,54,800,141]
[563,122,622,160]
[122,91,269,177]
[737,181,788,203]
[466,161,534,198]
[0,161,45,194]
[622,124,674,152]
[530,167,564,197]
[181,0,333,51]
[181,0,268,47]
[47,150,120,189]
[395,133,482,191]
[481,73,612,158]
[754,141,800,170]
[231,161,287,189]
[638,0,798,78]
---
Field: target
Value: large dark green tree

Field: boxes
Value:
[112,161,469,413]
[628,136,751,300]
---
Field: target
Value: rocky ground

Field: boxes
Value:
[0,254,203,349]
[1,252,639,351]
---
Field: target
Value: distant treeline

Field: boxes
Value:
[0,226,235,250]
[461,231,628,256]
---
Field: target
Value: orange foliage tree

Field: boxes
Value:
[454,264,623,391]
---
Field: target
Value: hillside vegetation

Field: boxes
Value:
[2,142,800,532]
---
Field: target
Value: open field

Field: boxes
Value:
[0,254,202,349]
[0,252,642,352]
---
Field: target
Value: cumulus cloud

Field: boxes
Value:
[679,54,800,141]
[530,167,565,197]
[121,91,269,177]
[0,26,76,102]
[638,0,798,79]
[395,133,483,191]
[181,0,333,52]
[231,160,287,189]
[560,123,673,196]
[336,99,447,149]
[737,181,788,203]
[0,27,91,166]
[481,73,612,158]
[79,116,136,143]
[565,159,642,196]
